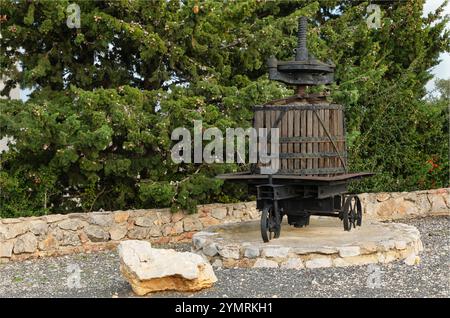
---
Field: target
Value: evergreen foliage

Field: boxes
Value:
[0,0,448,217]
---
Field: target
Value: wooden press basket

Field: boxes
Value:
[252,98,347,176]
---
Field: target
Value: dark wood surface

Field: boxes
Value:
[217,171,374,182]
[253,103,347,175]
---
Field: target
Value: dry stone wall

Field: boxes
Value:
[0,188,448,263]
[0,203,258,263]
[360,188,449,220]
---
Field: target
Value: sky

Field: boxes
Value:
[18,0,450,100]
[423,0,450,94]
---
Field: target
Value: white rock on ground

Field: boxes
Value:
[118,240,217,295]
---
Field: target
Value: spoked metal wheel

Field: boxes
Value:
[260,203,280,242]
[342,195,362,231]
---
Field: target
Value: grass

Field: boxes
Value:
[12,276,23,283]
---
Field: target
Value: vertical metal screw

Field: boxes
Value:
[296,16,308,61]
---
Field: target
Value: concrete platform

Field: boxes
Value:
[192,217,423,269]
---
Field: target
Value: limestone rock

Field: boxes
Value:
[156,211,171,225]
[13,233,37,254]
[4,222,29,239]
[134,215,157,227]
[316,247,339,254]
[147,224,162,237]
[118,240,217,295]
[376,197,417,220]
[29,220,48,235]
[211,208,227,220]
[1,218,22,224]
[127,227,148,240]
[90,213,113,227]
[58,219,83,231]
[43,215,68,223]
[253,258,278,268]
[232,209,245,219]
[360,242,378,253]
[0,240,14,258]
[338,246,361,258]
[167,222,183,236]
[114,211,130,224]
[429,194,448,214]
[376,193,390,202]
[0,225,6,240]
[415,194,431,215]
[202,244,219,257]
[212,259,223,268]
[246,207,259,220]
[85,225,110,242]
[305,257,332,269]
[192,235,207,249]
[109,224,128,241]
[199,216,221,228]
[394,240,407,250]
[243,246,260,259]
[162,221,184,236]
[171,212,184,223]
[38,234,57,251]
[183,218,203,232]
[335,254,379,267]
[60,231,81,246]
[280,258,304,269]
[404,253,420,266]
[262,246,290,258]
[218,244,240,259]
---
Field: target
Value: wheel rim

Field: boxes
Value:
[260,204,280,242]
[342,195,362,231]
[355,196,362,226]
[342,196,352,231]
[349,198,357,228]
[260,205,271,242]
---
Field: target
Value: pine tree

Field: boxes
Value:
[0,0,448,216]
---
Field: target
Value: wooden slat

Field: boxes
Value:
[255,104,347,176]
[329,109,335,170]
[254,108,262,130]
[263,108,271,171]
[254,104,342,111]
[313,110,319,174]
[281,109,287,171]
[294,110,300,171]
[288,110,294,170]
[262,111,270,171]
[336,110,342,170]
[337,109,345,169]
[279,136,345,142]
[324,108,329,170]
[332,110,339,167]
[301,110,306,171]
[318,109,323,170]
[279,152,347,158]
[307,110,313,171]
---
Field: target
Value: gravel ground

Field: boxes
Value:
[0,216,448,298]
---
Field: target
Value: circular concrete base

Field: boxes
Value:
[192,217,423,269]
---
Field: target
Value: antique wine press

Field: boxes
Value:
[218,17,372,242]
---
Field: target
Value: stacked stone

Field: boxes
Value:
[0,188,448,263]
[0,202,259,263]
[192,222,424,269]
[360,188,449,221]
